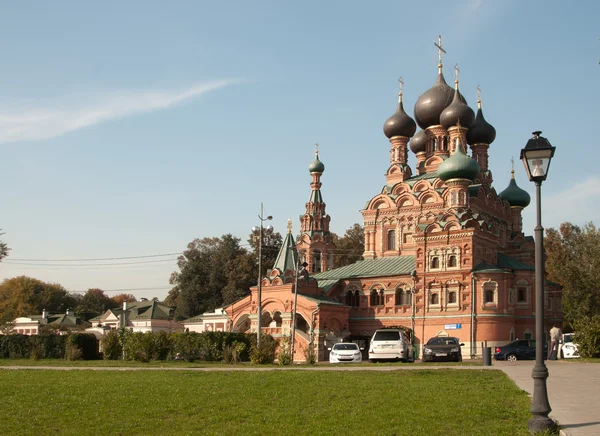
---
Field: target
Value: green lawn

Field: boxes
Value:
[0,368,532,435]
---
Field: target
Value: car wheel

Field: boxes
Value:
[457,356,462,363]
[370,359,378,363]
[506,353,518,362]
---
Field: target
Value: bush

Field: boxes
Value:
[172,332,203,362]
[304,341,317,365]
[276,336,293,366]
[123,332,155,362]
[249,334,277,364]
[572,316,600,358]
[222,341,247,364]
[66,333,99,360]
[153,331,172,360]
[101,330,123,360]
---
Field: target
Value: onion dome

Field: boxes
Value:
[308,149,325,173]
[409,129,427,154]
[440,77,475,129]
[499,170,531,208]
[467,91,496,145]
[383,83,417,139]
[414,70,466,130]
[437,138,480,182]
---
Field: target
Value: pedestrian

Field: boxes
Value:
[548,325,561,360]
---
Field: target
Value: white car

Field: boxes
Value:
[329,342,363,363]
[560,333,580,359]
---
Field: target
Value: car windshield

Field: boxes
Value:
[332,343,358,351]
[373,331,400,341]
[426,337,458,346]
[563,334,574,343]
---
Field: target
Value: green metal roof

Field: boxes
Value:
[404,171,439,186]
[471,261,509,274]
[309,189,323,204]
[497,253,534,271]
[299,293,346,306]
[271,230,298,274]
[313,256,416,281]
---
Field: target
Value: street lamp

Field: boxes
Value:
[252,203,273,347]
[520,130,556,433]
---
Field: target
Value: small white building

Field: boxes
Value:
[86,300,182,338]
[12,309,90,335]
[183,308,231,333]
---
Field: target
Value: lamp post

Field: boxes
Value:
[252,203,273,348]
[291,257,308,361]
[520,130,556,433]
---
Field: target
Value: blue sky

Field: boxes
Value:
[0,0,598,300]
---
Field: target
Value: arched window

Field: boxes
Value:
[353,290,360,307]
[379,290,385,306]
[312,250,321,273]
[346,290,353,306]
[370,289,378,306]
[448,255,457,268]
[431,293,439,305]
[448,291,457,304]
[387,230,396,251]
[430,256,440,269]
[484,290,494,304]
[395,289,402,305]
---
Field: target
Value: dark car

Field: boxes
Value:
[493,339,545,361]
[422,337,464,362]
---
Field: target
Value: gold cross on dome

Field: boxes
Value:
[454,63,460,84]
[434,35,446,65]
[477,84,482,102]
[511,157,515,172]
[398,76,404,94]
[287,218,293,234]
[315,142,319,154]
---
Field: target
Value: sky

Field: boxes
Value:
[0,0,598,301]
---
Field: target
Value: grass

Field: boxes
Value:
[0,368,532,435]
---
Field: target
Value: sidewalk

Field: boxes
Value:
[496,360,600,435]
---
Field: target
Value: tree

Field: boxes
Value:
[0,276,78,327]
[169,234,256,319]
[0,229,9,262]
[112,293,137,305]
[331,223,365,268]
[545,222,600,323]
[76,288,118,320]
[247,230,283,280]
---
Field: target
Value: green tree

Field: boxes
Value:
[0,229,9,262]
[247,230,283,279]
[331,223,365,268]
[76,288,118,320]
[545,222,600,323]
[0,276,78,326]
[169,234,256,319]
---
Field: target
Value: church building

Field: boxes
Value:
[186,38,563,361]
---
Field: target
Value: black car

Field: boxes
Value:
[422,337,464,362]
[493,339,545,361]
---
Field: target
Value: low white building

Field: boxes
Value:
[12,309,90,335]
[183,308,231,333]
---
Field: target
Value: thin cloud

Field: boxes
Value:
[0,79,241,144]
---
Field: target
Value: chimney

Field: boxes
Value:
[66,309,71,316]
[123,301,128,311]
[42,309,47,318]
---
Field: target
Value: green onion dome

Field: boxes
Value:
[499,171,531,208]
[384,97,417,139]
[308,151,325,173]
[437,139,480,182]
[409,129,427,154]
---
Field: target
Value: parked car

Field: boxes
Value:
[368,328,414,363]
[494,339,540,361]
[329,342,363,363]
[560,333,580,359]
[422,336,464,362]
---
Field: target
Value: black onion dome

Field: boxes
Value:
[414,72,466,130]
[409,129,427,154]
[467,103,496,145]
[383,100,417,139]
[440,86,475,129]
[499,171,531,208]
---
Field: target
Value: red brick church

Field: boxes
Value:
[185,38,563,361]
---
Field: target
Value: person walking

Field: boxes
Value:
[548,325,561,360]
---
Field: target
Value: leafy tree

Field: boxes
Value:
[0,276,78,326]
[169,234,256,319]
[545,222,600,323]
[76,288,118,320]
[331,223,365,268]
[247,230,283,279]
[0,229,9,262]
[112,293,137,305]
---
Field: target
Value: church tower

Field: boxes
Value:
[297,146,336,274]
